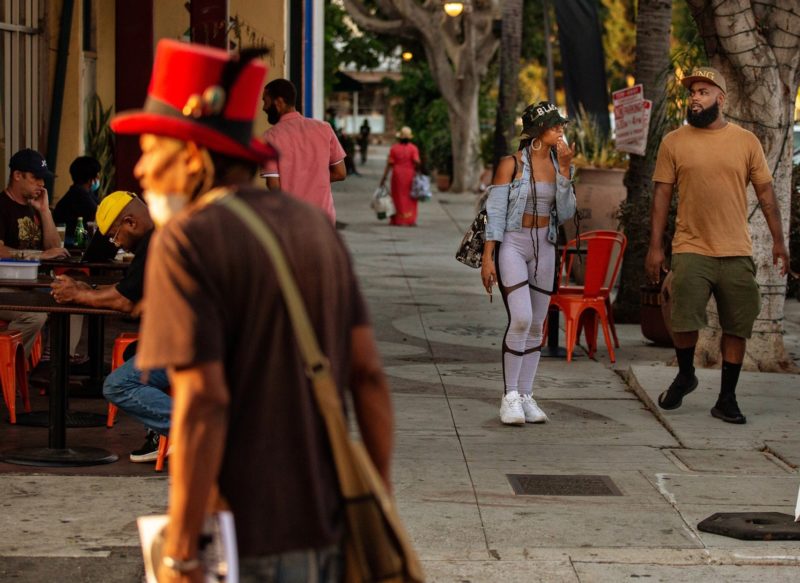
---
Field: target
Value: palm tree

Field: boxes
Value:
[492,0,524,167]
[615,0,672,322]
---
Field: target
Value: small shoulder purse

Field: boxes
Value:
[455,156,518,269]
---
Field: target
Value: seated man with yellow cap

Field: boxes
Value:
[51,191,170,462]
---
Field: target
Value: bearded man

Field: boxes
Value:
[259,78,347,223]
[645,67,789,425]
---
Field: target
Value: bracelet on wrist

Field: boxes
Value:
[162,556,200,572]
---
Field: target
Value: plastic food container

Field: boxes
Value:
[0,259,40,280]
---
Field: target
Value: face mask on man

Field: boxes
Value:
[90,179,100,194]
[144,191,189,228]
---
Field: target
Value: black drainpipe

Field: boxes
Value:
[45,0,75,194]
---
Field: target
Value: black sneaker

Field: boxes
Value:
[711,395,747,424]
[657,372,698,410]
[130,430,160,463]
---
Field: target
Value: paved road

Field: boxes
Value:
[1,145,798,582]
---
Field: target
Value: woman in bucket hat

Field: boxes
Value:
[379,126,421,226]
[481,101,576,426]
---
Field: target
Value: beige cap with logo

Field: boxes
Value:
[680,66,727,94]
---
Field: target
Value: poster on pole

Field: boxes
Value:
[613,84,651,156]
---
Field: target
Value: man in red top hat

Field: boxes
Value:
[111,40,393,582]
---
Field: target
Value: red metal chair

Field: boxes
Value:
[549,231,627,363]
[106,333,139,428]
[556,230,626,350]
[155,428,170,473]
[29,331,43,371]
[0,330,31,423]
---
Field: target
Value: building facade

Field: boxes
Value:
[0,0,324,200]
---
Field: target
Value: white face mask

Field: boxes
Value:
[144,191,189,228]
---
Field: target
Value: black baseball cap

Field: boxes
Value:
[9,148,54,180]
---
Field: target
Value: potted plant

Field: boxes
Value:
[564,108,628,240]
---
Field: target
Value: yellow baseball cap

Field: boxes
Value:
[96,191,135,235]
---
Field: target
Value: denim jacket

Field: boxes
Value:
[485,151,575,243]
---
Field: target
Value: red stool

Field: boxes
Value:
[106,333,139,428]
[29,332,43,371]
[155,428,170,472]
[0,331,31,424]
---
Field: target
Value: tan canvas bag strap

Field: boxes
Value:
[215,194,363,493]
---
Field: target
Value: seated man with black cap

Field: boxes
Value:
[51,191,170,463]
[0,148,70,358]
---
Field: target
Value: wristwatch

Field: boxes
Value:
[162,555,200,572]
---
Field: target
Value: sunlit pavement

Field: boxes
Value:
[1,146,799,581]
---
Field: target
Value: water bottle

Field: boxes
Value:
[74,217,87,249]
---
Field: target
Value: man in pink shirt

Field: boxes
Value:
[261,79,346,222]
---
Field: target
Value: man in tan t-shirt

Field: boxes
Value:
[645,66,789,425]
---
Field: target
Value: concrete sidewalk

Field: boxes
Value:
[1,146,798,582]
[338,147,800,582]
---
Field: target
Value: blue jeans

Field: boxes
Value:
[103,356,171,435]
[238,544,342,583]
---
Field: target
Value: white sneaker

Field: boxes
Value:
[520,394,548,423]
[500,391,525,425]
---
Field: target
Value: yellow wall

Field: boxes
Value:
[48,0,285,199]
[154,0,190,47]
[96,2,115,120]
[230,0,286,138]
[50,0,81,201]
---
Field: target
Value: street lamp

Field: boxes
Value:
[442,1,470,17]
[402,51,413,62]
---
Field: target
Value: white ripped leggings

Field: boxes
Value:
[495,227,556,395]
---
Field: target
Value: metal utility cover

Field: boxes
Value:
[697,512,800,541]
[507,474,622,496]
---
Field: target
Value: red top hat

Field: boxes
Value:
[111,40,276,164]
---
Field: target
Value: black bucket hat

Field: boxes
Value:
[520,101,569,140]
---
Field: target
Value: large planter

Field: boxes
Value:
[435,172,451,192]
[564,167,627,241]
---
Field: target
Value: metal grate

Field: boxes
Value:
[506,474,622,496]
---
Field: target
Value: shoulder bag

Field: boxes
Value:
[217,193,425,583]
[410,173,432,201]
[455,156,518,268]
[454,206,487,268]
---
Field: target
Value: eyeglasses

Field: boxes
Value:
[108,223,123,245]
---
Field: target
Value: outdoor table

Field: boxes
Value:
[0,291,125,466]
[40,257,132,273]
[0,274,122,288]
[541,245,579,358]
[0,274,125,395]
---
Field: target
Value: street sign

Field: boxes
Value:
[613,84,651,156]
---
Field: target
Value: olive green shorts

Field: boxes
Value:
[670,253,760,339]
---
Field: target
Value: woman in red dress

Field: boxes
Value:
[379,126,421,226]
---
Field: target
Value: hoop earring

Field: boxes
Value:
[531,139,542,151]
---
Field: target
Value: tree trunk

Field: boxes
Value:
[492,0,523,170]
[687,0,799,371]
[450,88,481,193]
[616,0,673,323]
[343,0,499,193]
